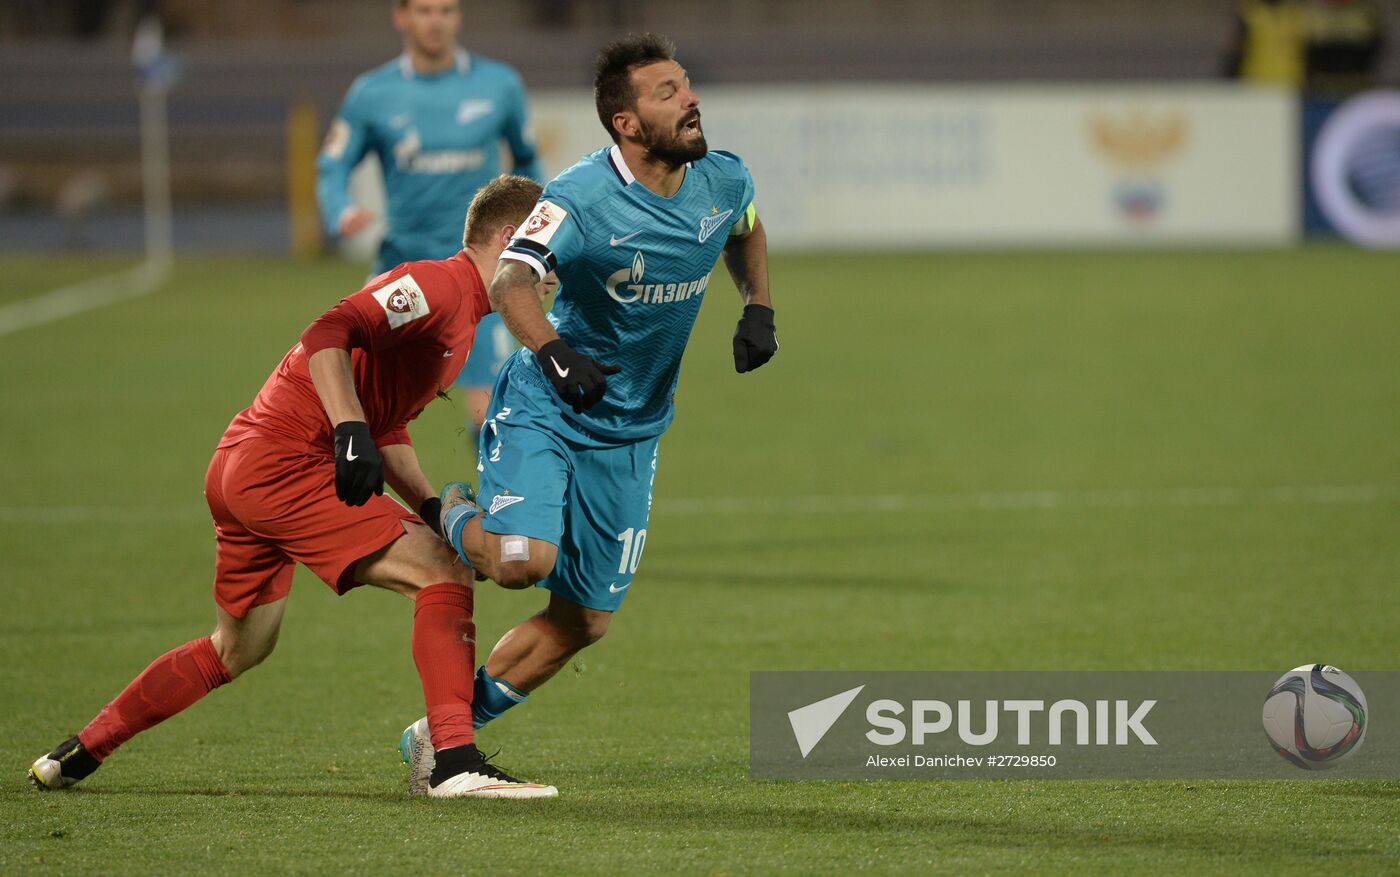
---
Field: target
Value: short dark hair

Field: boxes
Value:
[593,33,677,144]
[462,175,543,246]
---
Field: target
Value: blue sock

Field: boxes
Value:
[441,495,478,568]
[472,666,528,730]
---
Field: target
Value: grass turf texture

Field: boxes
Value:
[2,248,1398,874]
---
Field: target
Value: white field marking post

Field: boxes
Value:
[136,16,174,280]
[0,14,173,338]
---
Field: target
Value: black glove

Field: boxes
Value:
[733,304,778,373]
[332,421,383,507]
[536,338,621,414]
[419,497,443,538]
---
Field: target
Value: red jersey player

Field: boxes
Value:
[29,175,557,800]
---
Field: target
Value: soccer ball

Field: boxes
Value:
[1261,664,1367,770]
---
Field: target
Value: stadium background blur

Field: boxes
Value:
[1,0,1396,252]
[3,2,1399,874]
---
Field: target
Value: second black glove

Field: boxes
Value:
[536,338,621,414]
[332,420,383,507]
[733,303,779,373]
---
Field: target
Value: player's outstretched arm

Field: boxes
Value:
[489,260,558,353]
[490,260,620,412]
[722,216,779,373]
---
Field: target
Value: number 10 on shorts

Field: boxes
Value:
[616,528,647,575]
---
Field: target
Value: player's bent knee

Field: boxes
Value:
[488,536,557,590]
[494,555,553,590]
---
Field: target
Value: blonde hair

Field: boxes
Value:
[462,175,544,247]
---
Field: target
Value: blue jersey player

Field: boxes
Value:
[316,0,541,435]
[397,34,778,793]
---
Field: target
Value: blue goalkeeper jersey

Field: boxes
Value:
[317,49,541,267]
[501,144,756,442]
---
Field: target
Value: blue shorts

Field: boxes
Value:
[476,361,659,612]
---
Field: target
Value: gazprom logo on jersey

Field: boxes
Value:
[605,250,712,305]
[393,129,486,174]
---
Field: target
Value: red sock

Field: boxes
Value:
[78,636,231,761]
[412,582,476,751]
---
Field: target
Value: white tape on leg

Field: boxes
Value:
[500,535,530,564]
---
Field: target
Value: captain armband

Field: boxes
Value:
[729,203,757,237]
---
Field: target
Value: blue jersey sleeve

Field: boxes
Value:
[316,78,375,237]
[710,150,757,235]
[501,194,585,280]
[502,71,543,183]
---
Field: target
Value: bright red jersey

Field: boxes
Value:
[219,251,489,455]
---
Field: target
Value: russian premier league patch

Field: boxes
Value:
[519,200,567,246]
[372,274,430,329]
[321,119,351,160]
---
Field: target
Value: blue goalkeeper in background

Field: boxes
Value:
[397,33,780,795]
[317,0,542,434]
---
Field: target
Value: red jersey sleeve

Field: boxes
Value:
[377,425,412,447]
[300,299,372,357]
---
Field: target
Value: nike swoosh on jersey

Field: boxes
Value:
[610,230,642,246]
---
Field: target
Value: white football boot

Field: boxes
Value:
[426,758,559,800]
[400,720,556,799]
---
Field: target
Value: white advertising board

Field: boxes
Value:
[530,83,1299,248]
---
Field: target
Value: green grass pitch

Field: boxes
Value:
[1,248,1398,874]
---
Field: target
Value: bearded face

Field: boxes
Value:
[635,108,708,166]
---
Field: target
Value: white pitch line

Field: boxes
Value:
[0,261,168,337]
[0,485,1394,526]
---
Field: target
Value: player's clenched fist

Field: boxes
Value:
[732,304,778,373]
[536,338,621,414]
[332,421,384,506]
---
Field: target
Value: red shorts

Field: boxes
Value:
[204,437,418,618]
